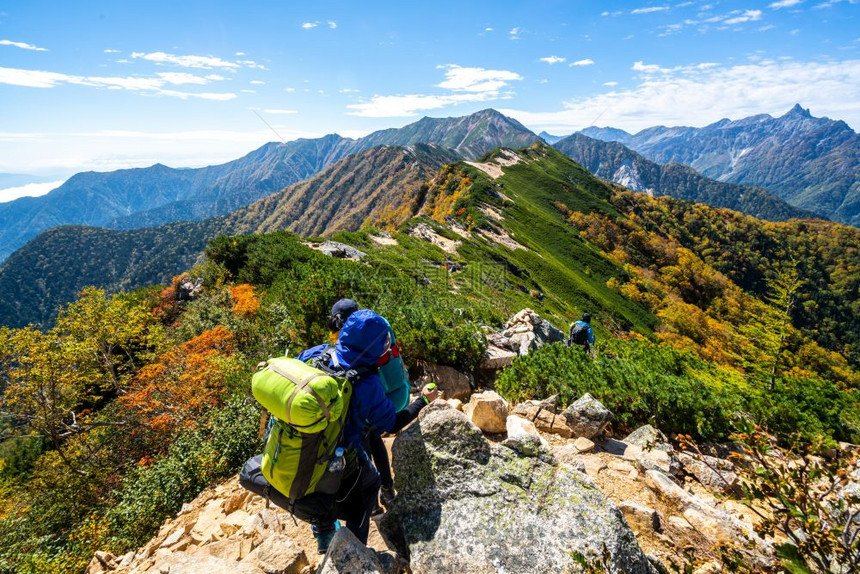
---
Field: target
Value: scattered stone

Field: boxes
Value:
[380,407,654,573]
[619,501,662,533]
[678,452,738,494]
[647,554,671,574]
[463,391,509,433]
[506,414,546,444]
[607,459,637,474]
[481,344,518,369]
[512,396,573,438]
[563,393,613,439]
[573,436,595,454]
[242,533,308,574]
[156,554,261,574]
[624,425,671,452]
[447,398,463,411]
[579,454,608,478]
[417,364,473,401]
[222,491,247,515]
[318,528,385,574]
[86,551,116,574]
[667,516,695,531]
[159,523,191,549]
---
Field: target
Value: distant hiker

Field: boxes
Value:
[239,310,436,554]
[568,313,595,353]
[320,299,410,509]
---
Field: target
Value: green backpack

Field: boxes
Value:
[252,357,352,502]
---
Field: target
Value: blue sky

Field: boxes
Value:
[0,0,858,198]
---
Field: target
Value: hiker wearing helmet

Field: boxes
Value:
[568,313,595,354]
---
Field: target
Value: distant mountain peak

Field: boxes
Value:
[784,103,812,119]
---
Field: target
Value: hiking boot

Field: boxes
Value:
[380,485,396,508]
[315,529,336,554]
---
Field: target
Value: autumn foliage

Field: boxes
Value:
[120,326,236,437]
[229,284,260,317]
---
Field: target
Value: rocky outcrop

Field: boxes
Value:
[481,309,566,369]
[378,404,655,573]
[563,393,614,439]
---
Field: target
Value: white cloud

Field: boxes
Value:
[263,109,298,114]
[570,59,595,67]
[156,72,222,86]
[339,88,359,93]
[241,89,256,93]
[0,66,237,100]
[485,27,494,32]
[813,0,856,7]
[759,24,776,31]
[0,180,65,203]
[250,80,265,85]
[509,27,522,39]
[769,0,803,7]
[131,51,241,70]
[604,81,619,86]
[284,87,296,92]
[347,65,523,117]
[725,10,763,24]
[104,48,121,54]
[499,59,860,133]
[436,65,523,93]
[302,22,318,29]
[0,39,48,51]
[235,51,246,56]
[328,21,337,29]
[631,6,670,14]
[602,10,624,16]
[540,56,566,64]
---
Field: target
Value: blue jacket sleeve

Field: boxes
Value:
[587,327,595,345]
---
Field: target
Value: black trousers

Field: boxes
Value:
[368,433,393,489]
[239,452,380,544]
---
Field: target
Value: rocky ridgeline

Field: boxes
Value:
[88,310,773,573]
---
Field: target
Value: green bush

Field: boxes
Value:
[495,338,857,443]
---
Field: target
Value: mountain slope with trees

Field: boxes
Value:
[0,142,857,573]
[0,110,540,263]
[553,133,814,222]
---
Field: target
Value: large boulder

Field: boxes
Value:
[563,393,613,439]
[463,391,508,434]
[418,364,473,401]
[379,405,654,573]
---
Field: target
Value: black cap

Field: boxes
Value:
[328,298,359,331]
[581,313,591,323]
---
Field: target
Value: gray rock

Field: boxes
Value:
[563,393,613,439]
[312,241,368,260]
[677,452,738,494]
[512,396,573,438]
[381,407,654,573]
[624,425,671,451]
[483,309,566,361]
[318,528,386,574]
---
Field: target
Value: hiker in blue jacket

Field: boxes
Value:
[254,309,435,552]
[312,299,409,510]
[568,313,595,354]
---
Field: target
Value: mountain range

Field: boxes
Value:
[580,104,860,225]
[1,106,856,329]
[0,110,538,262]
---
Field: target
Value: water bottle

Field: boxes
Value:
[316,447,346,494]
[328,447,345,473]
